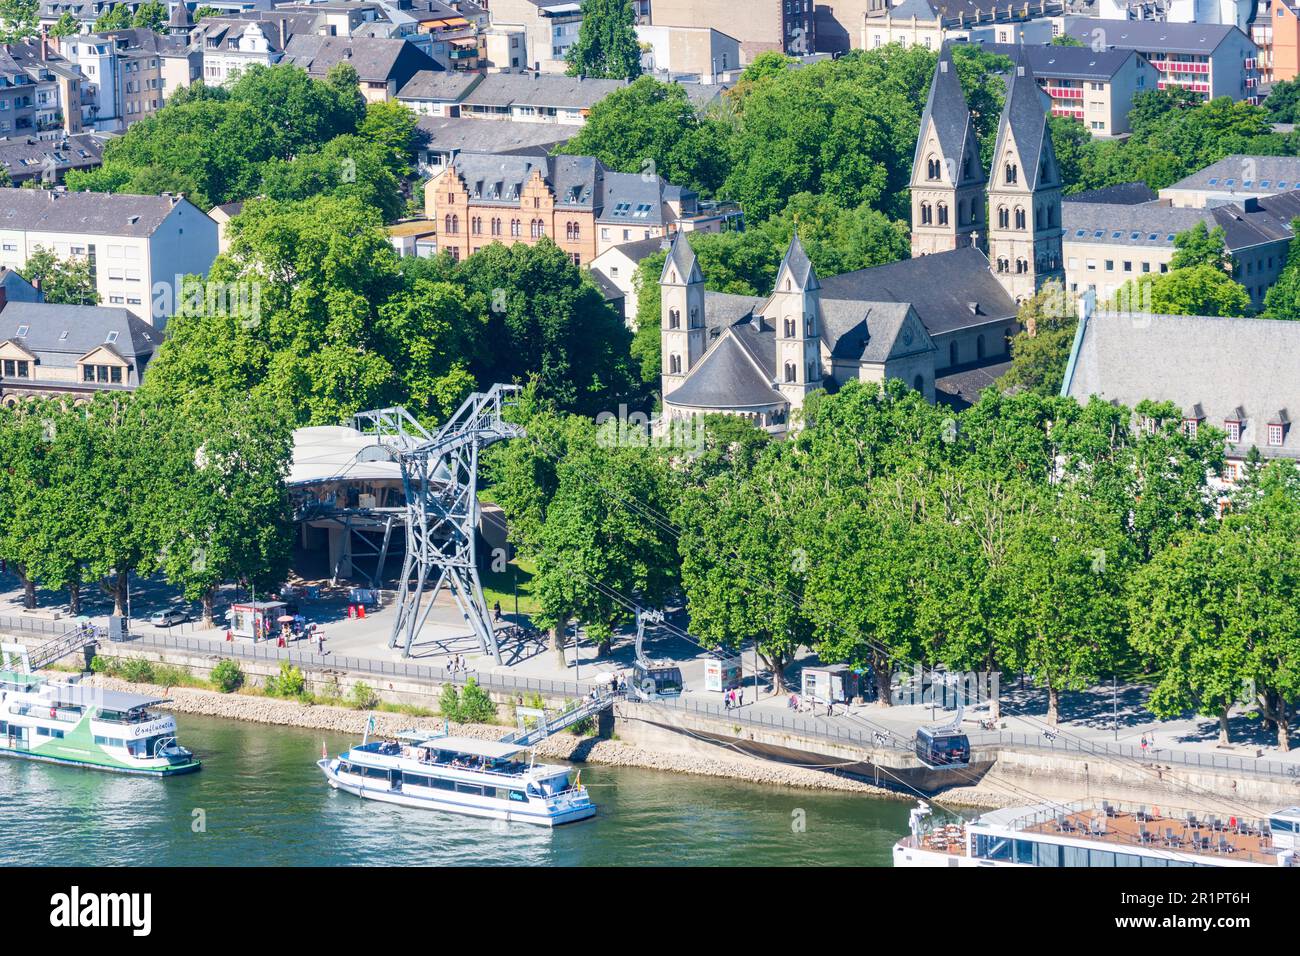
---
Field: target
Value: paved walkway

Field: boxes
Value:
[3,569,1297,773]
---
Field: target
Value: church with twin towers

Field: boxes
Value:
[659,45,1064,432]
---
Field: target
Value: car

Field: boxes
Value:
[149,609,190,627]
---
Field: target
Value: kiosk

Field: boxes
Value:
[801,664,859,705]
[229,601,287,641]
[704,652,743,693]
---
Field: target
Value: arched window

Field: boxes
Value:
[784,317,795,337]
[920,202,932,225]
[668,309,680,330]
[1014,207,1026,230]
[491,218,501,236]
[1005,162,1018,185]
[669,353,682,374]
[689,307,699,328]
[571,221,580,240]
[805,315,815,337]
[997,206,1009,229]
[444,214,452,233]
[784,362,797,383]
[510,219,521,237]
[913,374,924,393]
[937,202,948,226]
[927,156,941,180]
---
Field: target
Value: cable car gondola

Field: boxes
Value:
[629,609,685,700]
[914,726,970,769]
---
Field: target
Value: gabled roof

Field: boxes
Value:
[416,115,572,155]
[981,41,1139,82]
[0,301,158,365]
[1162,154,1300,195]
[660,231,701,285]
[460,71,626,111]
[0,187,193,237]
[282,34,438,82]
[1063,311,1300,460]
[1063,18,1248,56]
[445,151,599,207]
[992,47,1052,190]
[1064,182,1157,205]
[398,69,481,102]
[912,45,982,187]
[776,230,818,291]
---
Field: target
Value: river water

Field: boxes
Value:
[0,714,912,866]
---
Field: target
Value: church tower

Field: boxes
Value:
[910,45,986,257]
[660,232,706,397]
[770,231,822,410]
[986,48,1064,301]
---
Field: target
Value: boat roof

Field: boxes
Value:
[414,735,528,760]
[45,683,168,712]
[0,670,42,689]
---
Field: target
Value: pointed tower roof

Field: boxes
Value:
[776,229,818,291]
[912,45,982,187]
[993,46,1053,190]
[660,231,702,285]
[169,1,193,28]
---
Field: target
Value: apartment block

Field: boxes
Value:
[861,0,1064,52]
[649,0,811,62]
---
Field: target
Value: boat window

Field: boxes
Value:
[455,783,484,796]
[403,773,431,788]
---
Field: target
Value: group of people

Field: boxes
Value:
[723,687,744,710]
[447,654,470,675]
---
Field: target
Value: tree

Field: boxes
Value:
[0,0,37,42]
[20,247,97,305]
[1110,263,1252,317]
[998,280,1078,396]
[565,0,641,80]
[1262,218,1300,320]
[94,3,134,30]
[48,11,80,37]
[260,135,404,223]
[1265,77,1300,124]
[1170,221,1232,271]
[132,0,166,30]
[357,99,420,179]
[556,77,732,196]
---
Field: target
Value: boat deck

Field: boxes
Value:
[1026,808,1283,866]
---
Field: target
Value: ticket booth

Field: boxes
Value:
[229,601,287,641]
[704,652,743,693]
[801,664,859,704]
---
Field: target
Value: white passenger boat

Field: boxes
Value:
[893,800,1299,868]
[319,728,596,826]
[0,670,200,776]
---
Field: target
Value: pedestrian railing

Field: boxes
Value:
[0,614,76,638]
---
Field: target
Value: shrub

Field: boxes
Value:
[89,655,113,675]
[349,681,379,710]
[210,659,244,693]
[151,664,192,687]
[265,661,306,699]
[458,678,497,724]
[118,658,156,684]
[438,683,461,720]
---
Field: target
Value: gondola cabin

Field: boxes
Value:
[915,726,970,769]
[631,662,683,699]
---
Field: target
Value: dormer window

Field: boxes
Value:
[1268,421,1287,446]
[1224,419,1241,443]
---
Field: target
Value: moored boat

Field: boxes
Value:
[0,670,200,776]
[320,728,596,826]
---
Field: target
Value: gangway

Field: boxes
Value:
[500,689,619,748]
[1,625,96,674]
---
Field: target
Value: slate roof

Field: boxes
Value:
[0,134,104,183]
[600,171,667,226]
[777,231,819,290]
[1063,18,1246,55]
[0,188,189,237]
[884,0,1064,20]
[606,235,670,266]
[282,34,438,82]
[665,324,781,410]
[1064,182,1157,205]
[461,72,627,110]
[0,301,158,373]
[1064,193,1300,253]
[818,246,1018,336]
[398,69,481,102]
[661,230,701,284]
[993,48,1052,190]
[981,42,1138,81]
[416,115,572,155]
[1064,311,1300,460]
[447,151,599,206]
[913,45,983,187]
[1163,155,1300,195]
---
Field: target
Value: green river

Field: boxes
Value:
[0,713,912,866]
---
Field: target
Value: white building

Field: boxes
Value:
[0,188,218,325]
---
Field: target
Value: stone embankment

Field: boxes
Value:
[89,676,918,799]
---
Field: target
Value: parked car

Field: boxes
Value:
[149,609,190,627]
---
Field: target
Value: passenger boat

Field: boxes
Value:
[893,800,1300,868]
[319,728,596,826]
[0,670,200,775]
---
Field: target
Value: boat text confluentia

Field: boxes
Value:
[0,671,200,776]
[320,728,596,826]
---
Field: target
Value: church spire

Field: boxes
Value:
[777,228,818,291]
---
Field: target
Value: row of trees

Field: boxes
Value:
[487,382,1300,749]
[0,391,292,626]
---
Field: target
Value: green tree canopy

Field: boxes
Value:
[565,0,642,80]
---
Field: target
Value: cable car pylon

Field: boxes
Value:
[354,384,522,663]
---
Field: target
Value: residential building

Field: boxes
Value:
[0,267,42,304]
[861,0,1064,52]
[423,151,740,264]
[396,69,481,115]
[589,235,670,327]
[5,37,84,139]
[457,72,626,124]
[208,200,243,254]
[0,300,159,405]
[481,24,528,71]
[58,29,199,132]
[192,12,316,86]
[1251,0,1300,83]
[978,41,1158,136]
[1159,154,1300,207]
[1063,308,1300,479]
[649,0,813,61]
[1060,18,1260,103]
[0,132,104,185]
[635,25,741,79]
[1092,0,1258,33]
[657,48,1060,432]
[0,188,218,325]
[281,34,441,101]
[0,49,37,140]
[1062,189,1300,310]
[413,113,571,175]
[486,0,585,73]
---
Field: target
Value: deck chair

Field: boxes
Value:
[1190,830,1205,851]
[1218,835,1234,854]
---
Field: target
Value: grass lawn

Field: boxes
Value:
[481,557,541,618]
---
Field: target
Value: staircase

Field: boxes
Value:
[24,626,96,672]
[501,690,619,748]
